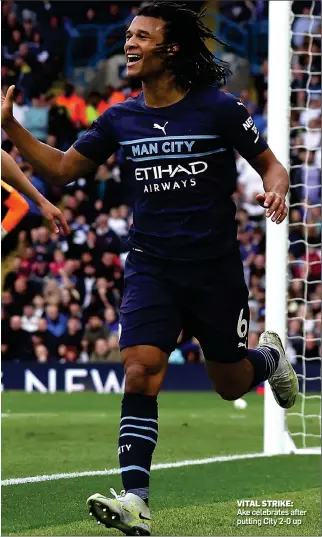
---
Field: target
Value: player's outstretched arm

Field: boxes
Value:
[250,148,289,224]
[1,149,70,235]
[1,86,97,186]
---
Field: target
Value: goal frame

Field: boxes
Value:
[264,0,320,456]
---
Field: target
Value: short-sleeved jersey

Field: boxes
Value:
[74,85,268,260]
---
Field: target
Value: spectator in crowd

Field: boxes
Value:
[14,42,44,98]
[45,304,68,339]
[23,93,48,142]
[220,0,256,24]
[58,317,83,362]
[32,226,56,257]
[85,91,101,125]
[292,5,320,48]
[82,314,110,355]
[21,303,40,332]
[56,83,87,129]
[29,253,51,293]
[3,28,23,60]
[3,255,23,290]
[21,18,35,42]
[6,315,34,360]
[108,207,129,237]
[34,343,49,363]
[32,293,45,317]
[32,317,58,358]
[2,290,16,319]
[12,89,28,125]
[237,155,265,218]
[80,263,97,309]
[90,338,112,362]
[89,335,122,362]
[104,306,119,334]
[11,275,35,315]
[97,85,115,114]
[49,249,66,276]
[46,93,76,150]
[44,15,67,75]
[94,213,120,254]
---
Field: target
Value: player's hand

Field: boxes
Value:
[256,192,288,224]
[38,200,71,235]
[1,85,15,126]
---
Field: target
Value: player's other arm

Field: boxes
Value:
[249,148,289,224]
[1,150,70,234]
[1,86,98,186]
[219,93,289,224]
[1,180,29,239]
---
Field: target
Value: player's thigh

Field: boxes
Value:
[191,250,250,363]
[119,250,182,358]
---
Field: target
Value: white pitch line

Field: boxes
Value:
[1,413,59,418]
[1,412,108,419]
[2,450,318,487]
[1,452,273,487]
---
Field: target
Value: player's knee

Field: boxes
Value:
[122,347,165,394]
[125,362,149,393]
[216,385,244,401]
[218,391,241,401]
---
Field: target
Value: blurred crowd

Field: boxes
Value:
[219,0,269,23]
[287,0,321,365]
[231,0,321,364]
[1,0,321,365]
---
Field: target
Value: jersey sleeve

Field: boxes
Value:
[217,92,268,161]
[73,109,120,165]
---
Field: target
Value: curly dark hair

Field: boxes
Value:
[137,1,231,90]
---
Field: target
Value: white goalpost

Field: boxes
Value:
[264,0,321,455]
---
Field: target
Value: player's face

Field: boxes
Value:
[124,16,168,80]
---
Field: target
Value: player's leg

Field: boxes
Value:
[87,251,182,535]
[88,345,167,536]
[205,331,298,407]
[192,250,298,406]
[118,344,167,501]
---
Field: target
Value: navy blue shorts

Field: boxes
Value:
[119,249,249,362]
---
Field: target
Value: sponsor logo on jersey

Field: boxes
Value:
[242,116,259,143]
[135,161,207,181]
[134,160,208,193]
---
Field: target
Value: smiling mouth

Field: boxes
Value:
[127,54,142,65]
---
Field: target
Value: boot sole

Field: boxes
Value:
[88,497,151,536]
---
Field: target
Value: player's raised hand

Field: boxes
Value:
[256,191,288,224]
[38,199,71,235]
[1,85,15,126]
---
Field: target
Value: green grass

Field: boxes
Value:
[2,392,320,536]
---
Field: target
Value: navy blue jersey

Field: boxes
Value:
[74,85,268,260]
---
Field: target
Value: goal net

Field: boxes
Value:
[264,0,321,455]
[286,0,321,453]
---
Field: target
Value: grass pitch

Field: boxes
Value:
[2,392,320,536]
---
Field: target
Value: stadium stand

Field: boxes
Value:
[1,0,321,366]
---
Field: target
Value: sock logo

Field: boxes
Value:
[118,444,132,455]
